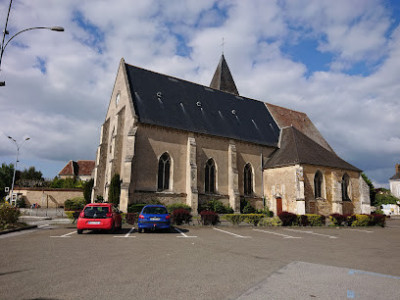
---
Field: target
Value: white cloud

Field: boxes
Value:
[0,0,399,188]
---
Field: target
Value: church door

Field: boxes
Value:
[276,197,282,215]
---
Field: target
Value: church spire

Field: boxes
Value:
[210,54,239,95]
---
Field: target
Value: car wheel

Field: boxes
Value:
[138,228,143,233]
[77,229,83,234]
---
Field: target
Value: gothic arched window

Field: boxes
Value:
[158,153,171,191]
[244,163,253,196]
[314,171,323,198]
[342,173,350,201]
[205,158,216,194]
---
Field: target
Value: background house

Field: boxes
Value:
[58,160,95,181]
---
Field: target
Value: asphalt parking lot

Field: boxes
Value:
[1,220,400,300]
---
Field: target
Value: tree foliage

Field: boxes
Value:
[375,189,400,206]
[49,177,83,189]
[0,163,14,200]
[362,173,376,206]
[108,174,121,205]
[83,178,94,204]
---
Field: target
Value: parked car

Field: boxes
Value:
[137,205,171,232]
[76,203,122,234]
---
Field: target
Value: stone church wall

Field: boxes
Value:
[263,165,298,215]
[303,165,362,215]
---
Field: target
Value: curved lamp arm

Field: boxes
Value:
[0,26,64,65]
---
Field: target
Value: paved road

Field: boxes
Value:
[1,220,400,299]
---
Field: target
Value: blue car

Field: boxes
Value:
[137,205,171,233]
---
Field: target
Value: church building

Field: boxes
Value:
[92,55,371,215]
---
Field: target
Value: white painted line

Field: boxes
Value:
[349,229,374,233]
[175,227,197,238]
[284,228,338,239]
[253,229,301,239]
[349,269,400,280]
[213,227,251,238]
[50,230,76,238]
[114,227,136,238]
[38,224,50,228]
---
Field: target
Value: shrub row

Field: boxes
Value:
[225,214,266,226]
[329,213,385,227]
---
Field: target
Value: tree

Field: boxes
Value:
[17,166,44,187]
[362,173,376,206]
[0,163,15,200]
[108,174,121,205]
[375,189,400,207]
[83,179,94,204]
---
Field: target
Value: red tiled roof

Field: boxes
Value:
[76,160,95,176]
[58,160,95,176]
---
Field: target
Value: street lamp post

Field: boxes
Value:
[8,136,30,205]
[0,0,64,86]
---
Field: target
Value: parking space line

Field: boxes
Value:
[50,231,76,238]
[213,227,251,238]
[253,229,301,239]
[284,229,338,239]
[348,229,374,233]
[114,227,136,238]
[175,227,197,238]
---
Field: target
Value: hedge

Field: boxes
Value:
[244,214,265,226]
[167,203,192,213]
[225,214,245,225]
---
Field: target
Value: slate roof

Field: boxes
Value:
[59,160,95,177]
[124,63,280,147]
[209,54,239,95]
[264,126,360,171]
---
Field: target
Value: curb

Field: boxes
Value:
[0,225,38,235]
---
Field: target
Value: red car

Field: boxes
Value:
[76,203,122,234]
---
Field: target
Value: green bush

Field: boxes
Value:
[306,214,326,226]
[351,214,371,227]
[128,203,147,213]
[243,202,256,214]
[16,197,26,208]
[258,217,282,227]
[64,197,85,211]
[225,214,245,225]
[0,203,20,229]
[167,203,192,213]
[200,199,233,214]
[65,211,81,222]
[244,214,265,226]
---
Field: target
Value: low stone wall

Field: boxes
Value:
[131,191,186,206]
[13,187,83,208]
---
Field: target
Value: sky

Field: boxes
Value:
[0,0,399,188]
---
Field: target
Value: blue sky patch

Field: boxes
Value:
[281,38,332,77]
[34,56,46,74]
[72,10,105,54]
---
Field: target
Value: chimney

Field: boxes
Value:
[396,164,400,175]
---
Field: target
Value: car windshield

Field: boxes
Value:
[84,206,109,218]
[142,206,168,215]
